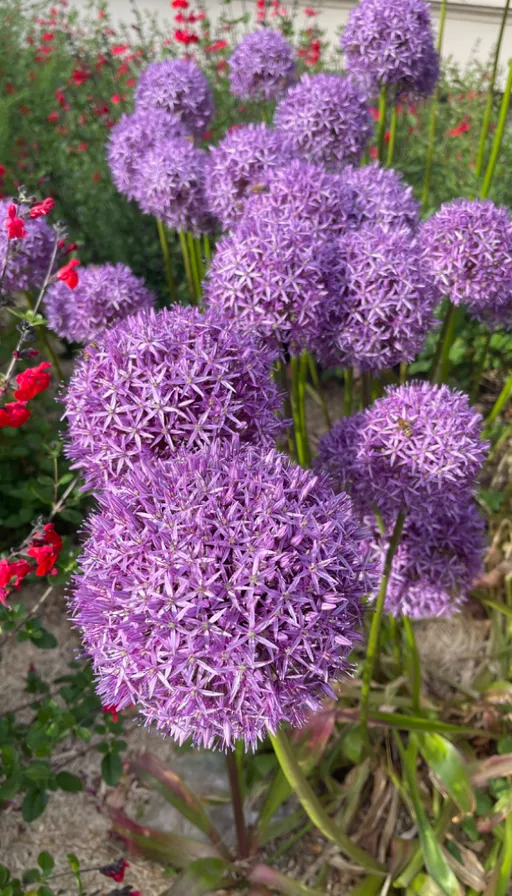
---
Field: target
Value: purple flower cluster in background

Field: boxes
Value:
[341,0,439,99]
[342,163,420,232]
[0,200,56,293]
[229,29,297,101]
[134,58,214,138]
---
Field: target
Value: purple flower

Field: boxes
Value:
[63,307,284,489]
[205,124,292,231]
[314,225,437,371]
[132,136,212,235]
[0,200,55,294]
[229,29,296,101]
[342,163,420,232]
[71,440,369,750]
[421,199,512,328]
[44,263,155,344]
[367,501,485,618]
[341,0,439,99]
[135,58,214,138]
[316,383,488,517]
[274,73,373,169]
[107,109,189,201]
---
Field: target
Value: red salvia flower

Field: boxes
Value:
[27,543,59,576]
[14,362,52,401]
[0,402,31,428]
[172,0,189,7]
[4,204,26,239]
[205,40,228,52]
[103,704,120,724]
[100,858,129,882]
[29,197,55,218]
[57,257,80,289]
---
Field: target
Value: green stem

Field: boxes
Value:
[377,84,388,163]
[480,58,512,199]
[179,229,196,304]
[24,292,64,381]
[475,0,511,178]
[269,728,386,874]
[471,330,492,402]
[187,231,202,302]
[290,355,309,466]
[344,368,353,416]
[275,361,295,457]
[386,104,398,167]
[308,353,331,429]
[299,351,311,466]
[194,235,205,282]
[403,616,421,713]
[361,512,406,747]
[226,750,248,859]
[399,361,408,385]
[156,218,177,305]
[421,0,447,209]
[432,302,457,384]
[361,371,373,408]
[203,234,212,261]
[389,616,401,668]
[483,371,512,436]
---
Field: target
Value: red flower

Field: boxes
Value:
[77,141,88,152]
[0,557,32,605]
[47,111,59,123]
[14,362,52,401]
[111,93,121,104]
[42,523,63,552]
[0,402,31,428]
[100,858,129,882]
[65,241,78,254]
[4,204,26,240]
[0,164,7,177]
[103,705,120,724]
[55,88,66,106]
[205,40,228,52]
[29,197,55,218]
[304,6,316,13]
[174,28,199,43]
[126,77,135,87]
[27,543,59,576]
[175,12,185,22]
[112,43,129,54]
[369,106,380,122]
[42,31,54,41]
[71,68,90,85]
[447,119,470,138]
[369,146,378,160]
[172,0,189,7]
[57,257,80,289]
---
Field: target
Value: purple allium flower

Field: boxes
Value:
[314,225,437,371]
[0,200,55,294]
[205,124,292,231]
[274,73,373,169]
[229,29,296,101]
[341,0,439,99]
[342,163,420,232]
[107,109,189,201]
[71,440,369,750]
[421,199,512,328]
[63,307,283,489]
[367,501,485,618]
[135,58,214,138]
[314,413,367,506]
[132,136,211,235]
[44,263,155,344]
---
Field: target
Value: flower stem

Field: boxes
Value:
[226,749,249,859]
[399,361,408,385]
[307,353,331,429]
[377,84,388,163]
[187,231,202,302]
[270,728,386,874]
[203,234,212,261]
[24,291,64,382]
[432,302,457,384]
[361,511,406,747]
[386,104,398,167]
[193,235,205,282]
[291,354,310,467]
[402,615,421,713]
[480,58,512,199]
[421,0,447,210]
[475,0,511,178]
[344,368,353,416]
[178,229,196,304]
[156,218,177,304]
[483,371,512,437]
[471,330,492,402]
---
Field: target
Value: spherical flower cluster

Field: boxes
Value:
[135,58,214,138]
[314,413,366,503]
[421,199,512,328]
[133,136,211,235]
[341,0,439,99]
[367,502,485,618]
[205,124,292,230]
[315,382,488,518]
[274,74,373,169]
[229,29,296,101]
[240,159,356,241]
[71,441,369,750]
[63,306,284,489]
[107,109,189,201]
[342,163,420,232]
[315,226,437,371]
[205,215,335,356]
[0,200,55,294]
[44,263,155,344]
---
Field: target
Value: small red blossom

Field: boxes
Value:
[447,119,470,138]
[65,241,78,254]
[27,543,59,576]
[42,31,54,41]
[0,402,31,429]
[42,523,63,552]
[110,93,121,104]
[126,77,135,87]
[0,165,6,177]
[103,704,120,724]
[100,858,129,882]
[47,111,59,123]
[29,197,55,218]
[92,171,101,182]
[57,257,80,289]
[77,141,88,152]
[14,362,52,401]
[71,68,90,85]
[369,146,378,160]
[304,6,316,13]
[0,558,32,604]
[369,106,380,122]
[172,0,189,7]
[4,204,26,240]
[112,43,129,55]
[205,39,228,52]
[55,88,66,106]
[174,28,199,43]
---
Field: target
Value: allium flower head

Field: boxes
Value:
[205,124,292,231]
[274,73,373,169]
[71,441,369,750]
[341,0,439,99]
[44,263,155,344]
[421,199,512,327]
[0,200,55,294]
[367,501,485,618]
[314,225,437,370]
[342,163,420,231]
[63,307,283,489]
[133,136,211,235]
[107,109,189,201]
[135,58,214,138]
[229,29,296,101]
[314,413,367,505]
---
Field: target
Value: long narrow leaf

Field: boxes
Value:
[249,864,325,896]
[165,858,227,896]
[416,734,475,816]
[337,708,490,738]
[496,811,512,896]
[110,808,222,868]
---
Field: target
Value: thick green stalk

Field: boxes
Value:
[361,512,406,746]
[275,361,295,457]
[187,231,202,301]
[403,616,421,713]
[421,0,448,209]
[299,352,311,466]
[386,104,398,167]
[344,368,353,416]
[193,235,205,282]
[270,728,386,874]
[483,371,512,436]
[307,353,331,429]
[156,218,177,304]
[480,58,512,199]
[377,84,388,163]
[432,302,457,384]
[226,750,248,858]
[178,229,196,304]
[290,355,309,467]
[475,0,511,178]
[203,234,212,261]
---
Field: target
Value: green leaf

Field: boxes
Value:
[0,775,22,803]
[101,751,122,786]
[65,854,80,873]
[58,509,83,524]
[22,870,41,885]
[346,876,383,896]
[0,865,9,887]
[23,763,51,785]
[56,772,83,793]
[110,808,223,868]
[496,811,512,896]
[167,858,226,896]
[22,790,48,823]
[406,873,445,896]
[30,629,58,650]
[37,853,54,876]
[249,864,324,895]
[416,733,475,816]
[38,887,55,896]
